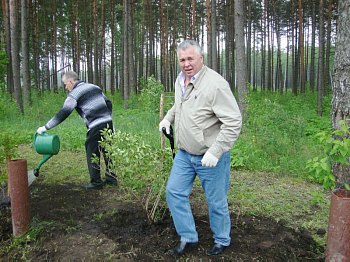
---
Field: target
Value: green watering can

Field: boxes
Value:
[33,132,60,177]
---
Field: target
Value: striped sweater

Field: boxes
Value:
[45,81,113,131]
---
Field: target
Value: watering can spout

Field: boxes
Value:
[33,132,60,175]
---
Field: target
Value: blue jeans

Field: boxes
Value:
[166,149,231,246]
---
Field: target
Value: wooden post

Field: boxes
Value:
[159,92,165,149]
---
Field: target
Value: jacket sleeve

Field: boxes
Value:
[45,96,77,130]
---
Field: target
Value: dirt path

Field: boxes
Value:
[0,179,324,261]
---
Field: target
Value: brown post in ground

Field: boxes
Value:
[8,159,30,236]
[325,189,350,261]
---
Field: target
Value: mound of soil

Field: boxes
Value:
[0,181,324,261]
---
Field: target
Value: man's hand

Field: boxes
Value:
[159,119,171,134]
[201,151,219,167]
[36,126,47,135]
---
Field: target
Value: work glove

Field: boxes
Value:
[159,119,171,134]
[36,126,47,135]
[201,151,219,168]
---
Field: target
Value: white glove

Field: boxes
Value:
[36,126,47,135]
[201,151,219,167]
[159,119,171,134]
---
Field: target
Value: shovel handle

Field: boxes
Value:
[162,125,175,159]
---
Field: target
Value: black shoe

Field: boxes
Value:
[172,241,198,255]
[206,243,228,256]
[82,183,104,190]
[104,179,117,186]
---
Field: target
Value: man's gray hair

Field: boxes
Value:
[177,40,204,56]
[62,71,79,82]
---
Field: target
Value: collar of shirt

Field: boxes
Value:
[179,69,202,95]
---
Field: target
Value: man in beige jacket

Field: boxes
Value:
[159,40,242,256]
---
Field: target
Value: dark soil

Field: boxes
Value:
[0,181,324,261]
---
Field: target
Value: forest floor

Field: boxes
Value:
[0,146,326,261]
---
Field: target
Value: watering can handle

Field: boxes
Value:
[33,132,47,145]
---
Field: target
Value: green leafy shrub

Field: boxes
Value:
[306,120,350,189]
[94,128,173,222]
[137,76,164,113]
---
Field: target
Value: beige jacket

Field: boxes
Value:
[164,66,242,159]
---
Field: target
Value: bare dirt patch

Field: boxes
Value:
[0,179,324,261]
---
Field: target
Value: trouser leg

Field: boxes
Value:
[197,151,231,246]
[85,126,103,184]
[166,149,198,243]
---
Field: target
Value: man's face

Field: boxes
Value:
[63,79,74,91]
[178,46,204,79]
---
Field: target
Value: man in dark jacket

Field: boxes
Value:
[37,71,117,189]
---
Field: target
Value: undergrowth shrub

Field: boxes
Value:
[94,128,173,223]
[306,120,350,189]
[129,76,164,113]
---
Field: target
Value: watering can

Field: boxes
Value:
[31,132,60,180]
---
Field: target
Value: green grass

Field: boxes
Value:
[232,90,331,176]
[1,89,331,179]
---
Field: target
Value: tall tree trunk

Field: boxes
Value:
[42,2,50,90]
[298,0,305,93]
[160,0,167,88]
[317,0,324,116]
[325,0,333,93]
[2,0,13,94]
[93,0,99,85]
[210,0,217,71]
[309,0,316,92]
[267,1,272,91]
[148,0,155,77]
[128,0,135,93]
[123,0,130,108]
[235,0,247,116]
[331,0,350,187]
[52,0,58,91]
[182,0,186,37]
[291,0,297,95]
[273,0,283,92]
[101,0,106,91]
[21,0,30,107]
[246,0,252,85]
[191,0,196,39]
[205,0,212,68]
[260,2,266,90]
[9,0,23,113]
[110,0,115,94]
